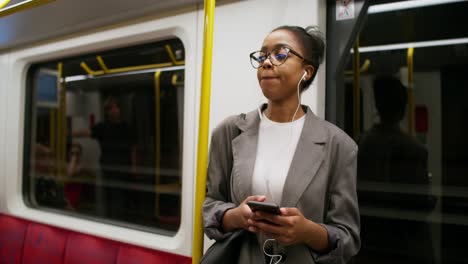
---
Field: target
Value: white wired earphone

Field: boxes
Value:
[290,70,307,122]
[263,238,283,264]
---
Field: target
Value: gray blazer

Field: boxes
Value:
[203,106,360,263]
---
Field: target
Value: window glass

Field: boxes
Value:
[335,1,468,263]
[26,39,185,234]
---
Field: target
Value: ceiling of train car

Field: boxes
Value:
[3,0,466,75]
[351,0,468,75]
[0,0,203,51]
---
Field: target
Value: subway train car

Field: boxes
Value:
[1,0,468,263]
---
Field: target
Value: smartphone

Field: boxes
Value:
[247,201,280,215]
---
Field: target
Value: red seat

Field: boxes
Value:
[23,223,68,264]
[0,215,28,264]
[65,233,119,264]
[117,245,191,264]
[0,214,191,264]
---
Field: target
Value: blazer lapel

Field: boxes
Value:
[231,110,260,204]
[281,108,327,207]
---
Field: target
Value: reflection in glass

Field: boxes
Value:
[26,39,185,234]
[335,1,468,263]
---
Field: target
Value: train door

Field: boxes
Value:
[327,1,468,263]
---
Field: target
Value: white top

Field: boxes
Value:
[252,112,305,204]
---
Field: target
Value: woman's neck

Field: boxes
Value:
[264,102,305,123]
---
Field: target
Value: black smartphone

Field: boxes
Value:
[247,201,280,215]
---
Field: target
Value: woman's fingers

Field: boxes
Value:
[252,211,282,224]
[243,195,266,203]
[250,219,282,236]
[279,207,300,216]
[249,207,311,246]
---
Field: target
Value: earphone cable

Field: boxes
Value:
[290,75,303,123]
[263,239,283,264]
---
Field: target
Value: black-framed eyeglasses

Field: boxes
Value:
[249,46,309,69]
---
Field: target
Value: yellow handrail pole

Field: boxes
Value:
[166,45,178,64]
[353,35,361,140]
[0,0,55,18]
[80,49,186,77]
[56,105,61,177]
[154,70,162,218]
[165,45,185,66]
[345,59,371,75]
[80,62,101,75]
[61,73,67,178]
[0,0,12,9]
[58,62,67,178]
[192,0,216,263]
[171,73,184,86]
[80,61,174,76]
[56,64,63,178]
[407,47,415,136]
[55,106,62,177]
[106,63,173,74]
[96,56,110,74]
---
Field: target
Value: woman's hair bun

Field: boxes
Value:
[304,26,325,64]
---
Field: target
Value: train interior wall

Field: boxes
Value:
[0,0,327,258]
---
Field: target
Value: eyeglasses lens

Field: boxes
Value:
[250,47,289,68]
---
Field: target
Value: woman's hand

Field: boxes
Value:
[248,207,330,252]
[222,195,266,232]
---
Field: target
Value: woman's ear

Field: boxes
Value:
[304,65,315,81]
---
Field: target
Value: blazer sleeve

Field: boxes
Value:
[203,116,238,240]
[312,144,361,264]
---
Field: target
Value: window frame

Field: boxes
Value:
[4,16,198,257]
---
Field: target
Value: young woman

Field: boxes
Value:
[203,25,360,263]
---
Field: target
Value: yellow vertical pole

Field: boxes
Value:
[56,64,62,178]
[57,62,67,179]
[353,35,361,140]
[154,70,162,218]
[407,47,415,136]
[192,0,216,262]
[62,69,67,178]
[0,0,11,9]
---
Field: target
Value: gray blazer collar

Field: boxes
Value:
[231,104,327,206]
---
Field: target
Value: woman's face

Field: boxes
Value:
[257,29,307,104]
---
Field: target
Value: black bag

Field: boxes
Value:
[199,230,246,264]
[200,113,246,264]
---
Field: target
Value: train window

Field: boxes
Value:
[24,38,185,234]
[329,1,468,263]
